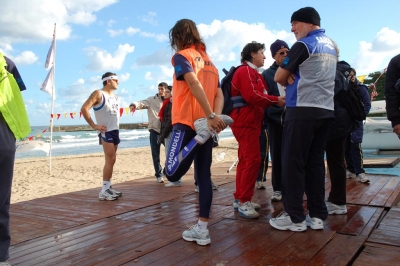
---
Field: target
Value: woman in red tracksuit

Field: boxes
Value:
[230,41,285,219]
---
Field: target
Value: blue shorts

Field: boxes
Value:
[98,130,120,145]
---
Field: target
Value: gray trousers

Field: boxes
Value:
[0,116,16,262]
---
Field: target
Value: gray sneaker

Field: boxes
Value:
[269,211,307,232]
[271,191,282,202]
[157,177,164,183]
[326,201,347,214]
[165,180,182,187]
[305,214,324,230]
[356,173,370,183]
[194,185,199,192]
[238,201,260,219]
[99,189,119,201]
[109,186,122,197]
[256,181,266,189]
[346,170,356,179]
[233,199,261,211]
[182,225,211,245]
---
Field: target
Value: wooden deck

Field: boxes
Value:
[9,161,400,265]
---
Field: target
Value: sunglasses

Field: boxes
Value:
[277,50,290,55]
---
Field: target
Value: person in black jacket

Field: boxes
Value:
[261,39,290,200]
[385,54,400,135]
[325,61,358,215]
[344,68,371,183]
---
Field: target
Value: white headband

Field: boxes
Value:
[102,75,118,82]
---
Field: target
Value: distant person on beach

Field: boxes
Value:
[230,41,285,219]
[385,54,400,135]
[81,72,122,201]
[344,68,371,183]
[130,82,167,183]
[167,18,233,245]
[270,7,337,232]
[260,39,290,201]
[0,53,31,265]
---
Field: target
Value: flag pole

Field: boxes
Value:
[49,23,56,171]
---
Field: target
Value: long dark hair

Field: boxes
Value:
[169,19,206,54]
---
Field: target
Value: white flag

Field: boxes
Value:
[45,39,54,70]
[41,66,55,99]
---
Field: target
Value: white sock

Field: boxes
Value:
[102,181,111,192]
[194,131,212,144]
[197,220,208,232]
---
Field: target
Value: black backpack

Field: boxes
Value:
[334,69,366,121]
[220,65,247,115]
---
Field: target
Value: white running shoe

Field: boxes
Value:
[233,199,261,211]
[269,211,306,232]
[165,181,182,187]
[182,225,211,245]
[238,201,260,219]
[99,189,119,201]
[256,181,266,189]
[305,214,324,230]
[271,191,282,202]
[326,201,347,214]
[356,173,370,183]
[109,186,122,197]
[346,170,356,179]
[157,177,164,183]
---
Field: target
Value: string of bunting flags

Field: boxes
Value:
[366,68,387,100]
[49,107,136,120]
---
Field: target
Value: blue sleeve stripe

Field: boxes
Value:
[93,94,105,111]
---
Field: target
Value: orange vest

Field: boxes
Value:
[171,46,219,129]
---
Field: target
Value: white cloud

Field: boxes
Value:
[139,32,168,42]
[197,19,295,66]
[107,19,116,27]
[144,72,152,80]
[352,28,400,75]
[0,0,118,46]
[136,47,173,67]
[10,51,38,65]
[119,73,130,82]
[126,27,140,36]
[85,43,135,71]
[108,29,124,37]
[140,12,158,26]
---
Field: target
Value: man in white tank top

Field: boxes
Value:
[81,72,122,201]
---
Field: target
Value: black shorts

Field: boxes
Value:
[98,130,120,145]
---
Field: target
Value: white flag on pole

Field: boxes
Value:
[41,66,55,99]
[44,39,54,70]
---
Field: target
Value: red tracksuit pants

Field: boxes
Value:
[231,126,261,203]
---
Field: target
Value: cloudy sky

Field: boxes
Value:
[2,0,399,126]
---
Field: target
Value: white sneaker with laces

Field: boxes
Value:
[305,214,324,230]
[157,177,164,183]
[256,181,266,189]
[182,225,211,245]
[238,201,260,219]
[346,170,356,179]
[109,186,122,197]
[270,211,306,231]
[271,191,282,202]
[233,199,260,211]
[356,173,370,183]
[165,181,182,187]
[99,189,119,201]
[326,201,347,214]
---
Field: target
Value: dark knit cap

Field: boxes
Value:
[291,7,321,26]
[270,39,289,57]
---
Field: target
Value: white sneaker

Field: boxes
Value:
[157,177,164,183]
[194,185,199,193]
[256,181,266,189]
[346,170,356,179]
[182,225,211,245]
[238,201,260,219]
[305,214,324,230]
[165,181,182,187]
[269,211,306,232]
[271,191,282,202]
[326,201,347,214]
[109,186,122,197]
[356,173,370,183]
[99,189,119,201]
[233,199,261,211]
[194,115,234,137]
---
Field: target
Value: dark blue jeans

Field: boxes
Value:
[0,118,15,262]
[345,135,365,175]
[149,130,163,179]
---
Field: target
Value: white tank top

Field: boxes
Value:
[93,90,119,133]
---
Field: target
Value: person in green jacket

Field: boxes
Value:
[0,53,30,265]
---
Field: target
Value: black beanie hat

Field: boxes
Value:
[270,39,289,57]
[291,7,321,26]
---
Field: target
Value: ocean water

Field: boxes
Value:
[16,126,234,159]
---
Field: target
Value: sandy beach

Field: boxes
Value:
[12,138,238,204]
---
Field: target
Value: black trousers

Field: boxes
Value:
[281,118,331,223]
[326,136,347,205]
[268,120,283,192]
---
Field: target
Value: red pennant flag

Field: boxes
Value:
[57,114,60,120]
[28,136,34,141]
[70,113,74,119]
[80,112,82,118]
[131,108,135,114]
[42,128,47,133]
[51,114,53,118]
[119,108,123,117]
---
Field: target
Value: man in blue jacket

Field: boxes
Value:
[344,68,371,183]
